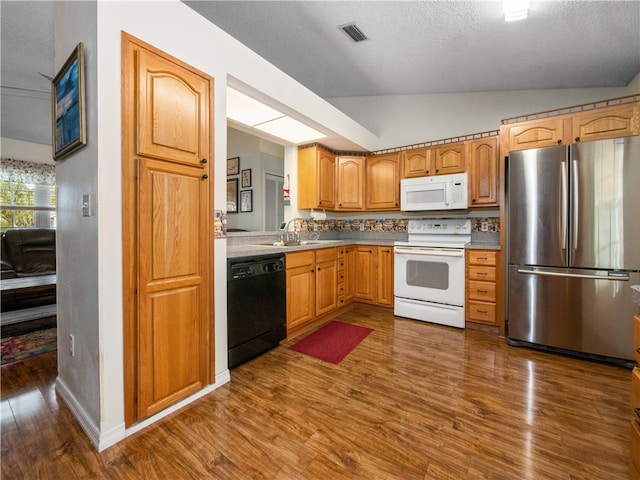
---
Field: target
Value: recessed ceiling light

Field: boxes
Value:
[227,87,326,144]
[503,0,530,21]
[227,87,282,126]
[254,116,326,144]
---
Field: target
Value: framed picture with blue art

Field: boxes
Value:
[51,42,86,161]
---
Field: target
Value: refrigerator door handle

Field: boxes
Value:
[572,159,579,251]
[517,267,629,281]
[561,161,568,250]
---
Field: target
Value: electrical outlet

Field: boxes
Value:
[481,222,489,232]
[314,223,318,231]
[359,223,365,231]
[69,334,75,357]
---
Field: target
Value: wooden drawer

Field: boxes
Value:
[468,301,496,324]
[634,315,640,365]
[286,250,314,269]
[468,265,496,281]
[468,281,496,302]
[315,247,336,263]
[468,250,497,266]
[632,419,640,477]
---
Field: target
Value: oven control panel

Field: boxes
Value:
[408,219,471,235]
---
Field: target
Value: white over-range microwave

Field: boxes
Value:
[400,173,468,212]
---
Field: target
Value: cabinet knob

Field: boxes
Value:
[435,169,439,173]
[426,170,430,174]
[557,139,562,144]
[574,137,580,142]
[201,158,208,164]
[472,198,476,203]
[202,174,208,179]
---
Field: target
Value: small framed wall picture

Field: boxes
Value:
[240,190,253,212]
[227,178,238,213]
[227,157,239,176]
[241,168,252,188]
[52,42,87,161]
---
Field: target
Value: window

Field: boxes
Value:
[0,159,56,232]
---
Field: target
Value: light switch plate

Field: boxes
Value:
[82,194,91,217]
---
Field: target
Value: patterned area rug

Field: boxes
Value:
[1,328,57,365]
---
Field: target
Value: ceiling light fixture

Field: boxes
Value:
[339,22,368,42]
[503,0,530,21]
[227,87,326,144]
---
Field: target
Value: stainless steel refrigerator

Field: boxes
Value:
[507,136,640,366]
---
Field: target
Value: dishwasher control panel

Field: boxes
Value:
[229,255,285,280]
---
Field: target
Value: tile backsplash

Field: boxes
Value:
[295,216,500,233]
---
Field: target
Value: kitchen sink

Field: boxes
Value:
[251,240,339,247]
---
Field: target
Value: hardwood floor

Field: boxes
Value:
[1,304,632,479]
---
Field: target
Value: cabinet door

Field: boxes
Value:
[315,259,337,317]
[286,264,315,333]
[376,246,394,306]
[355,246,376,303]
[572,102,639,143]
[468,137,498,207]
[434,142,466,175]
[317,149,336,209]
[365,153,400,210]
[336,156,365,210]
[402,147,433,178]
[297,146,335,210]
[507,118,565,151]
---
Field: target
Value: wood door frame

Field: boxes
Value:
[121,32,215,427]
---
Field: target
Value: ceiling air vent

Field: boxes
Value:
[339,22,368,42]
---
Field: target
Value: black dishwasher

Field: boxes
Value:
[227,254,286,368]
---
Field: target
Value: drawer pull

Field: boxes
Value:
[636,408,640,420]
[637,347,640,355]
[477,272,487,276]
[477,310,488,314]
[477,257,488,261]
[477,289,488,294]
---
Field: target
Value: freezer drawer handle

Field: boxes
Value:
[517,268,629,281]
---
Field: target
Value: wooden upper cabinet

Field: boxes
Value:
[402,147,433,178]
[365,153,400,210]
[336,156,365,210]
[572,102,639,143]
[506,118,566,151]
[298,146,336,210]
[468,136,499,207]
[434,142,466,175]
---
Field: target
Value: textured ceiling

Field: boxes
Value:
[184,1,640,98]
[1,1,639,148]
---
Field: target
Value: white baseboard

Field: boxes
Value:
[55,376,126,451]
[56,369,231,452]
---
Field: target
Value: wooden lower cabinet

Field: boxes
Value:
[285,248,338,337]
[631,315,640,479]
[355,245,394,307]
[466,249,498,326]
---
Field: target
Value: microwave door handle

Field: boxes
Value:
[445,183,451,207]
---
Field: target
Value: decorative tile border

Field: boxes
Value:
[294,216,499,233]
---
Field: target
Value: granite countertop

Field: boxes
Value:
[227,239,395,258]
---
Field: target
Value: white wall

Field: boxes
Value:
[0,138,53,164]
[52,0,378,451]
[54,0,102,436]
[328,86,640,150]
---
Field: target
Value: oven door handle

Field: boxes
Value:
[394,247,464,257]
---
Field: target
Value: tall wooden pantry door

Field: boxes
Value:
[122,33,214,425]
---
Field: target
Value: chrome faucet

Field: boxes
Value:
[281,218,299,244]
